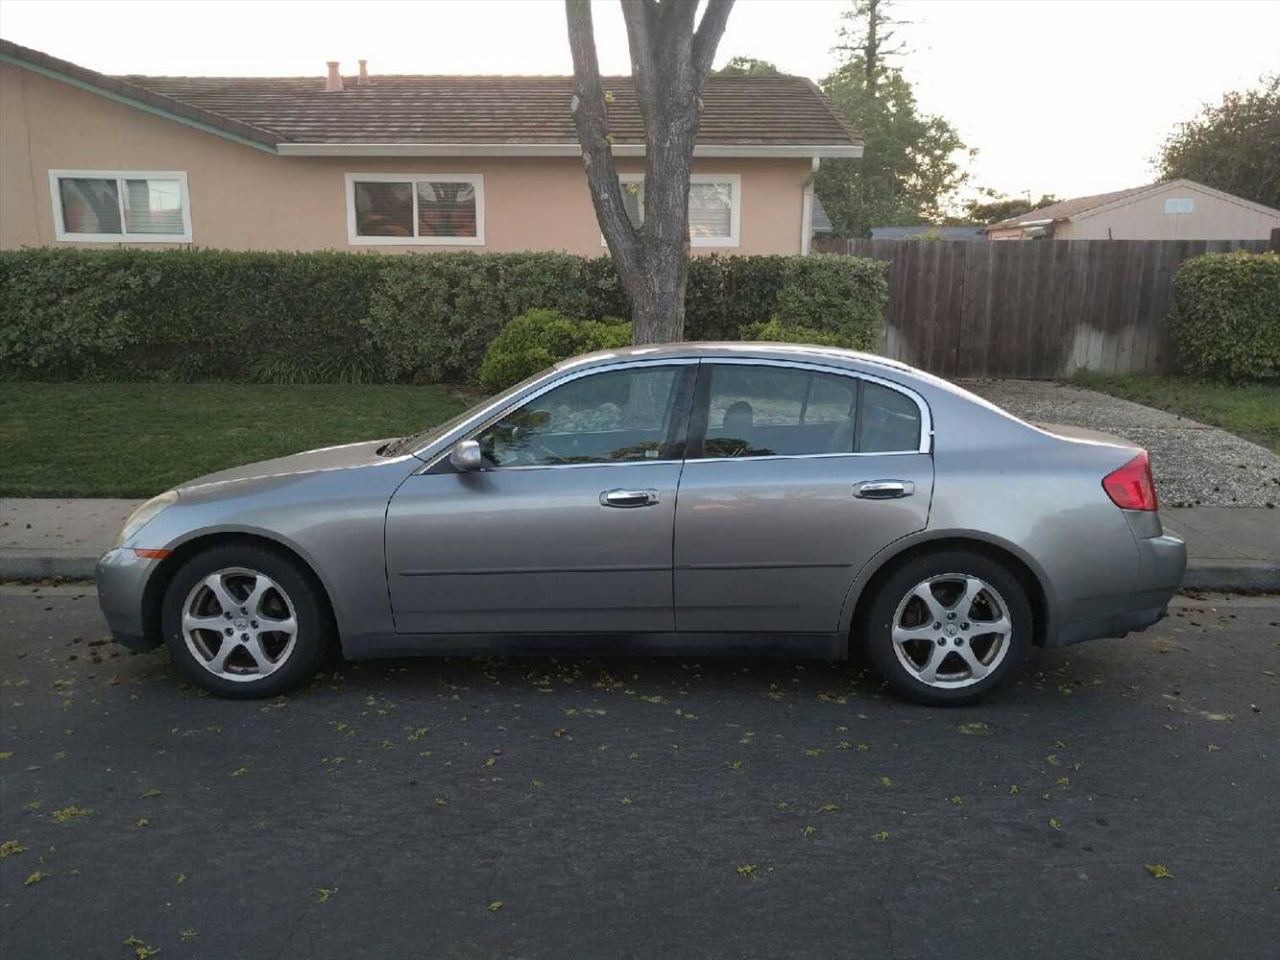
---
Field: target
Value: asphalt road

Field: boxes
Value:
[1,586,1277,960]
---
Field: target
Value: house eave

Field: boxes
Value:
[0,51,282,155]
[276,142,865,159]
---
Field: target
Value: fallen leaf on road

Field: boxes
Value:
[1145,863,1173,879]
[0,840,25,858]
[50,806,94,823]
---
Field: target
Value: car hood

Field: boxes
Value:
[178,439,401,492]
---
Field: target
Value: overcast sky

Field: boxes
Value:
[2,0,1277,204]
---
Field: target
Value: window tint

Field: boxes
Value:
[859,381,923,452]
[476,366,682,468]
[700,365,858,458]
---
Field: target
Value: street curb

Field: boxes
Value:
[1,554,1276,594]
[1181,562,1280,592]
[0,556,99,581]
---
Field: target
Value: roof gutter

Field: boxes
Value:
[276,142,864,159]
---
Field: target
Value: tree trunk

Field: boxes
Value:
[566,0,733,345]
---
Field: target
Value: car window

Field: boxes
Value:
[859,380,923,453]
[699,365,859,458]
[475,366,682,467]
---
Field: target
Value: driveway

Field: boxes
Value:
[1,585,1277,960]
[967,380,1280,508]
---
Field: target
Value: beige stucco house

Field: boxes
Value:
[985,179,1280,241]
[0,40,862,257]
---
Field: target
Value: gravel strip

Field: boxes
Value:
[963,380,1280,508]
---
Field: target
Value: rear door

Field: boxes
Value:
[673,361,934,634]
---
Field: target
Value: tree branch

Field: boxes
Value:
[692,0,735,81]
[620,0,657,110]
[565,0,640,269]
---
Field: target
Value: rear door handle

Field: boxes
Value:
[855,480,914,500]
[600,488,661,508]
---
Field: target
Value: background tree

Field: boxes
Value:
[713,56,783,77]
[964,189,1060,225]
[1157,74,1280,210]
[835,0,909,98]
[566,0,734,345]
[815,70,970,236]
[814,0,970,238]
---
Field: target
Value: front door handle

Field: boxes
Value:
[855,480,914,500]
[600,488,661,508]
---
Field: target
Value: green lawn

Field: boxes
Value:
[1071,372,1280,453]
[0,383,473,498]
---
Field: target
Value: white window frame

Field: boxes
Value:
[49,170,192,243]
[345,172,485,246]
[605,173,741,248]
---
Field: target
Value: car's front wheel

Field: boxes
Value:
[161,543,332,699]
[861,549,1033,706]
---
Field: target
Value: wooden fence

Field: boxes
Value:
[813,238,1272,378]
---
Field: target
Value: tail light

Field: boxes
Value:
[1103,451,1158,511]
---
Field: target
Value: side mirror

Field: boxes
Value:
[449,439,484,472]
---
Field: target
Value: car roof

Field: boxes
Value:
[556,341,923,376]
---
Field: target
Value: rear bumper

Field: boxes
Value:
[96,548,162,652]
[1047,533,1186,648]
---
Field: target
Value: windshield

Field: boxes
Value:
[382,366,556,458]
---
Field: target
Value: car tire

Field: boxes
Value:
[161,542,333,699]
[860,549,1033,706]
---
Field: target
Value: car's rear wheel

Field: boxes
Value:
[861,549,1032,706]
[161,543,331,699]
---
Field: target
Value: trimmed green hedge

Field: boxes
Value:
[479,310,631,392]
[0,248,886,384]
[1170,251,1280,382]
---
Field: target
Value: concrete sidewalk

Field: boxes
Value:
[2,496,1276,591]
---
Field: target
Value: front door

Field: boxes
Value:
[673,362,934,634]
[386,362,694,635]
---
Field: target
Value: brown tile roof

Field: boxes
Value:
[987,184,1158,229]
[119,74,859,147]
[2,39,860,150]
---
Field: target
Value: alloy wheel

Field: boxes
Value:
[890,573,1013,689]
[180,567,298,682]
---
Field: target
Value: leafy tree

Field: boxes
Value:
[816,60,971,237]
[714,56,783,77]
[1157,74,1280,210]
[566,0,734,345]
[835,0,909,98]
[964,190,1060,225]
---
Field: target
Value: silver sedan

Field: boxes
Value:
[97,344,1186,705]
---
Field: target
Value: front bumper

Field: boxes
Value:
[1048,533,1187,648]
[96,548,163,652]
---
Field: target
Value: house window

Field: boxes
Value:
[346,174,484,245]
[615,173,741,247]
[49,170,191,242]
